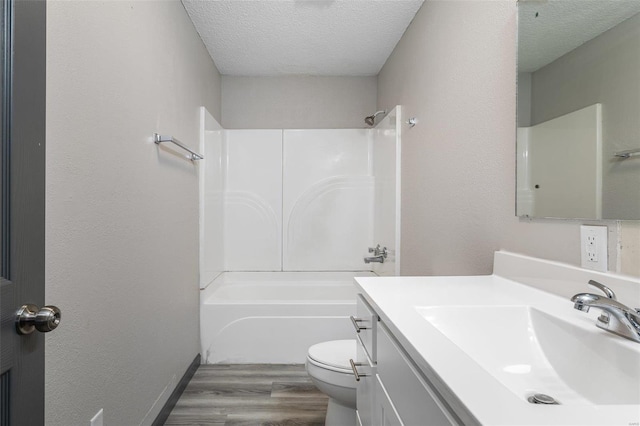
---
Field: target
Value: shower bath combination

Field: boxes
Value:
[364,110,386,126]
[199,106,403,365]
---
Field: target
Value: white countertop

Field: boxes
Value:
[354,253,640,426]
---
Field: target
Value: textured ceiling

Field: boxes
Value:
[182,0,424,76]
[519,0,640,72]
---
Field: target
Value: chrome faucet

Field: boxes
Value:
[571,280,640,343]
[364,245,387,264]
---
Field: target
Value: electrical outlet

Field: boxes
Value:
[580,225,607,272]
[586,234,597,261]
[90,409,103,426]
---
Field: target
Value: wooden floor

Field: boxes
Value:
[164,364,329,426]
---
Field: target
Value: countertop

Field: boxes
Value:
[354,271,640,426]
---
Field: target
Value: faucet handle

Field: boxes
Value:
[588,280,616,300]
[368,245,380,254]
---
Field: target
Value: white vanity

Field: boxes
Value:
[351,251,640,425]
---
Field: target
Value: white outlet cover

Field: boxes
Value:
[580,225,608,272]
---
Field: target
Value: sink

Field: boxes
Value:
[416,305,640,405]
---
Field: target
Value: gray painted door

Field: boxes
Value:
[0,0,47,424]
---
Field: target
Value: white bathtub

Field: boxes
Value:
[200,271,375,364]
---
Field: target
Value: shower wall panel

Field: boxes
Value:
[224,130,283,270]
[371,107,402,276]
[199,108,225,288]
[282,129,373,271]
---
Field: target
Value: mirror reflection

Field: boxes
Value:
[517,0,640,220]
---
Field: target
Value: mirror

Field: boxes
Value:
[517,0,640,220]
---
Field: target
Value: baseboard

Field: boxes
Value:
[152,354,201,426]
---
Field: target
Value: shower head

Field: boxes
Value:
[364,110,386,127]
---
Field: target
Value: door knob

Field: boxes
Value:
[15,304,61,335]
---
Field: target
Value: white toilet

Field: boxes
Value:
[306,339,357,426]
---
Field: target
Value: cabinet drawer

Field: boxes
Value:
[377,323,457,426]
[353,294,377,362]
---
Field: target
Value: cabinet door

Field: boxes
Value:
[355,335,376,426]
[376,376,404,426]
[377,323,457,425]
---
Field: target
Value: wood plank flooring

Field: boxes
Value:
[164,364,328,426]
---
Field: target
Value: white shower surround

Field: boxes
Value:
[282,129,373,271]
[224,130,284,271]
[198,108,401,363]
[207,127,377,276]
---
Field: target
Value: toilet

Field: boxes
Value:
[306,339,357,426]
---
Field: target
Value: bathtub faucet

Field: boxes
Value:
[364,246,387,264]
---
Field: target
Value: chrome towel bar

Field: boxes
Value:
[614,148,640,159]
[154,133,203,161]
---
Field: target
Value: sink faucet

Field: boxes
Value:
[571,280,640,343]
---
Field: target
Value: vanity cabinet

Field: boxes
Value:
[355,294,459,426]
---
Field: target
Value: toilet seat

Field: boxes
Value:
[307,340,355,373]
[306,356,352,374]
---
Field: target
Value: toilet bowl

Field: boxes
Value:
[306,339,357,426]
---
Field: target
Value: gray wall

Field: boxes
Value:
[378,0,639,277]
[530,12,640,220]
[378,0,516,275]
[221,75,377,129]
[45,1,221,425]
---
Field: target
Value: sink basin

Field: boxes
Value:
[416,305,640,405]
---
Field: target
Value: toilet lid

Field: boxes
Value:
[307,340,355,370]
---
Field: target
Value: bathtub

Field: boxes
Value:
[200,271,375,364]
